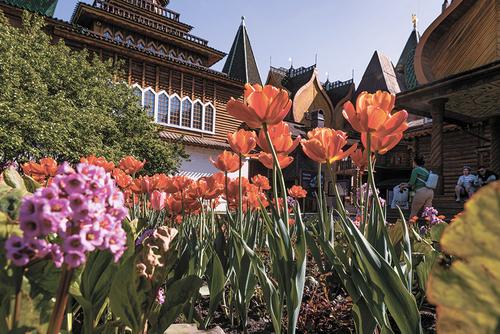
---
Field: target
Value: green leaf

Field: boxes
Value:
[204,253,225,326]
[3,168,26,191]
[427,182,500,334]
[157,275,203,332]
[415,250,439,292]
[339,215,422,334]
[21,175,41,193]
[429,222,447,242]
[109,256,148,333]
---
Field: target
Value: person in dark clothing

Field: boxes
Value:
[475,166,498,187]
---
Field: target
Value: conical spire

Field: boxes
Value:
[395,17,421,91]
[222,17,262,85]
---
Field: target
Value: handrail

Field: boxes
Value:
[120,0,180,21]
[92,0,208,46]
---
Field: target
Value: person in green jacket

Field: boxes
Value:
[401,156,434,219]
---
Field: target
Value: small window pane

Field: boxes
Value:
[157,94,168,123]
[126,38,134,47]
[103,31,112,40]
[193,102,203,130]
[132,87,142,106]
[170,97,181,125]
[137,42,145,50]
[158,48,166,56]
[114,34,123,43]
[144,90,155,117]
[181,100,192,127]
[204,105,214,132]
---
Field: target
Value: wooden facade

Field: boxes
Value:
[0,0,245,150]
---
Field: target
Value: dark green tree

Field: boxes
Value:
[0,11,185,174]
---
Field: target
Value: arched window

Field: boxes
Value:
[192,101,203,130]
[181,99,192,128]
[137,40,145,51]
[147,43,157,54]
[157,93,169,124]
[178,53,186,61]
[126,36,135,47]
[169,96,181,125]
[132,86,142,105]
[204,104,214,132]
[143,90,155,117]
[114,33,123,43]
[168,50,176,58]
[158,47,166,57]
[103,30,112,40]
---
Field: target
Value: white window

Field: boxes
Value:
[181,99,192,128]
[157,93,169,124]
[143,89,155,117]
[204,104,215,132]
[169,96,181,125]
[193,101,203,130]
[131,85,215,134]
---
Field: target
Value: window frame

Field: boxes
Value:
[131,84,216,135]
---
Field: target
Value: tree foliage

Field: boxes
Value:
[0,11,185,174]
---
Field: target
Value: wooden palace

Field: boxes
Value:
[0,0,260,180]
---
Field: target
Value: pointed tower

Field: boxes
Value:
[395,15,421,91]
[223,17,262,85]
[356,51,400,96]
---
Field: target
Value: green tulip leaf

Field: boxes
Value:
[428,182,500,334]
[429,222,447,242]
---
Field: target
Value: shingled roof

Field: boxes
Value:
[395,29,420,91]
[222,17,262,85]
[356,51,401,97]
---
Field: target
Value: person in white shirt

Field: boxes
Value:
[455,166,476,202]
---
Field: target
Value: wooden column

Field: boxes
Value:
[490,116,500,176]
[430,99,446,195]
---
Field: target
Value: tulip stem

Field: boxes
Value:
[238,154,243,226]
[262,123,289,226]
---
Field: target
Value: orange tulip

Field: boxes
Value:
[197,173,225,200]
[164,176,193,194]
[210,151,240,173]
[301,128,357,164]
[343,91,408,137]
[257,152,293,169]
[251,174,271,191]
[166,195,183,215]
[288,185,307,199]
[130,176,157,194]
[246,185,269,210]
[226,84,292,128]
[257,121,300,155]
[224,177,251,200]
[362,132,403,155]
[112,168,133,189]
[80,155,115,172]
[119,156,145,175]
[350,148,370,172]
[227,129,257,156]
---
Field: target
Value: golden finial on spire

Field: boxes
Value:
[412,14,418,30]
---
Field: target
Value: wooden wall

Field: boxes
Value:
[65,41,243,144]
[429,0,497,80]
[410,125,491,196]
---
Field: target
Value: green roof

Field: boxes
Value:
[1,0,58,16]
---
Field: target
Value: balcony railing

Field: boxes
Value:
[121,0,180,22]
[92,0,208,46]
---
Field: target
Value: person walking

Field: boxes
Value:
[401,157,434,219]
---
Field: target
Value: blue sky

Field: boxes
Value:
[54,1,442,84]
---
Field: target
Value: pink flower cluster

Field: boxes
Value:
[421,206,445,225]
[5,163,128,268]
